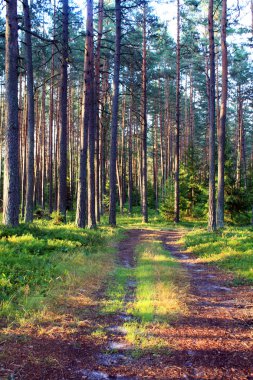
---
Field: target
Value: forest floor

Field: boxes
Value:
[0,227,253,379]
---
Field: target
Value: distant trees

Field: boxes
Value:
[0,0,251,229]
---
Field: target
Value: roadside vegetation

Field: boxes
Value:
[182,227,253,284]
[0,218,122,323]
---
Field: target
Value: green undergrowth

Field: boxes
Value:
[0,220,123,323]
[182,227,253,284]
[101,207,206,230]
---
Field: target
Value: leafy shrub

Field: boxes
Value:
[51,211,65,225]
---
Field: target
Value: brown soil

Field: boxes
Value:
[0,229,252,380]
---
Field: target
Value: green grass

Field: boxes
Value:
[103,266,130,313]
[182,226,253,284]
[0,219,123,322]
[104,237,188,355]
[123,241,188,355]
[130,241,187,321]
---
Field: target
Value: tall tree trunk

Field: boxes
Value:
[141,2,148,223]
[23,0,35,222]
[118,93,126,213]
[174,0,180,223]
[76,0,94,228]
[109,0,121,226]
[94,0,104,222]
[48,0,56,214]
[21,96,27,219]
[3,0,19,226]
[153,116,159,212]
[87,0,96,229]
[217,0,227,228]
[208,0,216,231]
[128,79,133,214]
[54,87,60,210]
[57,0,68,219]
[41,82,46,209]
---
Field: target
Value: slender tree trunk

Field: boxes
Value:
[217,0,227,228]
[41,82,46,209]
[141,2,148,223]
[57,0,68,219]
[174,0,180,223]
[118,93,126,213]
[54,87,60,210]
[23,0,35,222]
[87,0,96,229]
[3,0,19,226]
[116,159,123,213]
[68,86,74,210]
[94,0,104,222]
[128,84,133,214]
[154,117,159,212]
[0,84,4,200]
[76,0,93,228]
[48,0,56,214]
[109,0,121,226]
[21,97,27,219]
[208,0,216,231]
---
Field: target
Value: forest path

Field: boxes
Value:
[2,229,252,380]
[81,229,253,380]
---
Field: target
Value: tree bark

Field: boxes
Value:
[109,0,121,226]
[141,2,148,223]
[3,0,19,226]
[23,0,35,222]
[76,0,94,228]
[128,81,133,214]
[87,0,96,229]
[57,0,68,219]
[174,0,180,223]
[217,0,227,228]
[48,0,56,214]
[208,0,216,231]
[94,0,104,222]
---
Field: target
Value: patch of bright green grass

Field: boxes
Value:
[103,237,188,356]
[182,227,253,284]
[129,241,187,321]
[103,266,131,313]
[0,220,122,322]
